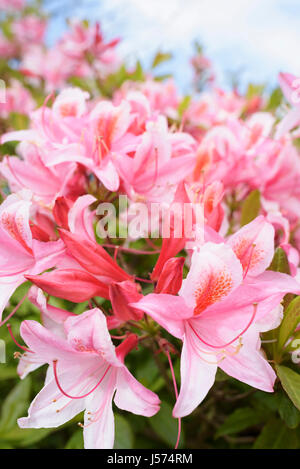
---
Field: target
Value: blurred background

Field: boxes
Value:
[43,0,300,91]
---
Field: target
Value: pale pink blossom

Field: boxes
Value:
[18,308,160,449]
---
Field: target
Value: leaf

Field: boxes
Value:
[2,427,52,445]
[265,87,283,112]
[68,76,94,94]
[278,393,300,429]
[8,113,29,131]
[114,414,134,449]
[0,441,14,449]
[149,401,184,448]
[152,52,172,69]
[253,418,299,449]
[276,365,300,411]
[268,247,290,274]
[215,407,265,438]
[240,190,260,226]
[215,369,229,382]
[178,96,191,118]
[65,430,84,449]
[0,377,31,433]
[0,366,18,381]
[246,83,265,99]
[278,296,300,350]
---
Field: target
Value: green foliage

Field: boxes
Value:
[152,52,172,69]
[278,296,300,350]
[240,190,261,226]
[114,414,134,449]
[149,401,184,448]
[253,419,299,449]
[268,247,290,274]
[276,365,300,412]
[215,407,266,438]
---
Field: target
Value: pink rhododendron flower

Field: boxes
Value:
[134,218,300,417]
[0,190,65,320]
[12,16,46,46]
[18,308,160,449]
[0,0,24,10]
[0,80,35,118]
[276,72,300,137]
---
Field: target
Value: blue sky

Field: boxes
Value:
[44,0,300,92]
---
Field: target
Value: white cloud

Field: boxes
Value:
[46,0,300,90]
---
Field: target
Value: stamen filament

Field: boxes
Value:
[0,292,28,328]
[190,303,257,350]
[165,349,181,450]
[243,243,256,279]
[7,324,33,353]
[53,361,111,399]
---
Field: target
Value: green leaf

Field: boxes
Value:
[215,369,229,382]
[1,427,52,445]
[246,83,265,99]
[114,414,134,449]
[268,247,290,274]
[65,430,84,449]
[278,392,300,429]
[0,441,14,449]
[253,418,299,449]
[276,365,300,411]
[68,76,94,94]
[0,366,18,381]
[8,112,29,131]
[215,407,265,438]
[152,52,172,69]
[0,377,31,433]
[278,296,300,350]
[265,87,283,112]
[178,96,191,118]
[240,190,260,226]
[149,401,184,448]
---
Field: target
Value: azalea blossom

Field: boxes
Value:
[18,308,160,449]
[134,217,300,417]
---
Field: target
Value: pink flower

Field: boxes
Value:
[0,33,17,58]
[0,0,24,10]
[18,308,160,449]
[109,280,143,321]
[276,72,300,137]
[0,190,65,320]
[0,80,35,119]
[0,139,87,206]
[155,257,185,295]
[12,16,47,46]
[133,218,300,417]
[116,116,196,203]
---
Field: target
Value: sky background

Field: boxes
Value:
[43,0,300,92]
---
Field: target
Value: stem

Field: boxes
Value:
[102,244,160,255]
[165,349,181,450]
[7,324,33,353]
[0,292,28,328]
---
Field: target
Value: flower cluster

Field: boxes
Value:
[1,0,300,450]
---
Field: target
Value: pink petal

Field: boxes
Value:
[179,243,243,313]
[227,216,274,277]
[219,328,276,392]
[173,324,217,418]
[115,368,160,417]
[132,294,192,339]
